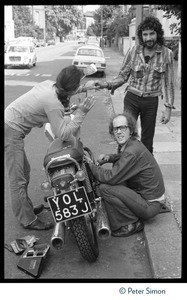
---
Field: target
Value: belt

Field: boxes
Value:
[127,89,160,98]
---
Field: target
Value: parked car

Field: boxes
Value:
[15,36,36,47]
[72,45,106,77]
[78,37,87,44]
[36,39,46,47]
[4,43,37,69]
[164,38,179,60]
[87,36,100,47]
[46,39,56,46]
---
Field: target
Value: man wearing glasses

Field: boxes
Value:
[86,112,165,237]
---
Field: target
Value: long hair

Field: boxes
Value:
[53,65,84,107]
[109,111,139,139]
[137,16,164,46]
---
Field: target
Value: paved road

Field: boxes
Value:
[4,41,153,279]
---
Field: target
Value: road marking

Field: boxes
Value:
[5,72,52,77]
[16,73,30,76]
[5,80,38,86]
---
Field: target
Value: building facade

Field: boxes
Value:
[4,5,14,42]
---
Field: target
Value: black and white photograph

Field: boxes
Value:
[4,4,182,295]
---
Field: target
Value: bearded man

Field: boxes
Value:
[95,16,175,154]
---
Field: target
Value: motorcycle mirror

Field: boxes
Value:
[81,64,97,80]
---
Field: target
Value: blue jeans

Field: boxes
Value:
[124,91,159,153]
[5,124,37,226]
[99,183,161,231]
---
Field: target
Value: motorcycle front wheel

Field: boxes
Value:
[69,215,99,263]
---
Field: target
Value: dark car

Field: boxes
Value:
[36,39,46,47]
[47,39,56,46]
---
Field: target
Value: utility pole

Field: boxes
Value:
[135,5,143,45]
[43,7,46,41]
[101,6,103,48]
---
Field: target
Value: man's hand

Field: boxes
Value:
[84,155,94,164]
[160,107,172,124]
[94,80,109,89]
[84,80,96,90]
[97,154,110,165]
[78,95,96,114]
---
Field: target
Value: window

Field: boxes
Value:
[78,49,103,57]
[8,46,29,53]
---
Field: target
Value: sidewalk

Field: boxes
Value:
[103,46,182,278]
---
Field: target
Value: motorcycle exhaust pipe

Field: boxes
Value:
[96,200,111,240]
[51,222,65,250]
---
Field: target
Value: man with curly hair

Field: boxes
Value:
[94,16,175,154]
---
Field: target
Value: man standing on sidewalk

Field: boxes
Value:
[95,16,175,154]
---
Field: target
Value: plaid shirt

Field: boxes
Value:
[109,44,175,108]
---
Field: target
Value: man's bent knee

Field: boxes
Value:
[99,183,109,194]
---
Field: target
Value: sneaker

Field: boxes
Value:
[111,220,144,237]
[23,218,54,230]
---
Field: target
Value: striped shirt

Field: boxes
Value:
[5,80,86,140]
[109,44,175,108]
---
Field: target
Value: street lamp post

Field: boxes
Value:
[43,8,46,41]
[101,6,103,48]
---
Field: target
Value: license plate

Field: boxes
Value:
[47,186,92,223]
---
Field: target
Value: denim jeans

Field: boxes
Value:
[5,124,37,226]
[124,91,159,153]
[99,183,161,231]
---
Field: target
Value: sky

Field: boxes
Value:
[83,5,100,12]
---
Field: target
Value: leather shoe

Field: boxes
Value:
[112,220,144,237]
[33,204,44,215]
[23,218,54,230]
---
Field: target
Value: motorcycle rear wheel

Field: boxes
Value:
[70,216,99,263]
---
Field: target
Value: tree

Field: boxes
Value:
[157,5,181,35]
[90,5,130,46]
[92,5,118,37]
[45,5,82,41]
[13,6,43,38]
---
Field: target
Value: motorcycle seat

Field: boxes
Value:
[43,138,84,169]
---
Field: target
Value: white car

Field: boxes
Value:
[87,36,100,47]
[78,37,87,44]
[72,45,106,77]
[4,43,37,69]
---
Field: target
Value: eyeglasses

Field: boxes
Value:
[113,125,129,133]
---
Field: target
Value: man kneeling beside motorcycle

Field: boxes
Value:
[86,111,166,237]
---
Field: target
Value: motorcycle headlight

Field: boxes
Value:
[75,170,85,181]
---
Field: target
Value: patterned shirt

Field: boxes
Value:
[109,44,175,108]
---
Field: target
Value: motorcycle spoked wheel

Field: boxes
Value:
[69,215,99,263]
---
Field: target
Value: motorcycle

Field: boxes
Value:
[41,65,111,263]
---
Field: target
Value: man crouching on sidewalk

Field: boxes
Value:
[86,112,166,237]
